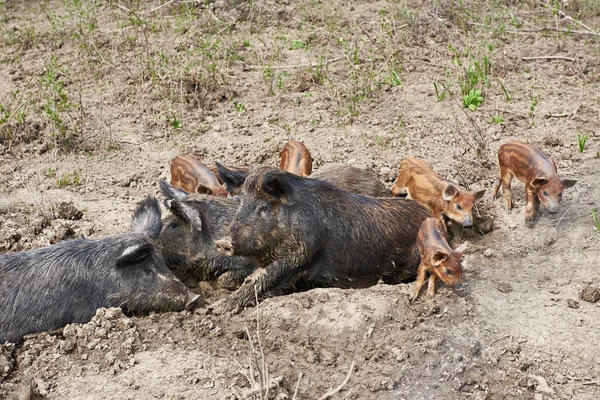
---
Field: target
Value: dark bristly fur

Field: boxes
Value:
[0,197,197,344]
[216,167,431,310]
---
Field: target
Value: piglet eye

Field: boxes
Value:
[445,268,454,276]
[542,190,548,196]
[456,204,462,211]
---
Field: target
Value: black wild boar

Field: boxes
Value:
[214,167,431,311]
[216,162,391,197]
[158,180,256,290]
[0,197,199,344]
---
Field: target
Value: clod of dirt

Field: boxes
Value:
[497,282,513,293]
[0,344,16,381]
[476,216,494,235]
[483,249,494,257]
[566,299,579,309]
[580,286,600,303]
[55,202,83,220]
[49,224,76,244]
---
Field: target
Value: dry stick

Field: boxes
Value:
[146,0,175,14]
[291,373,303,400]
[243,376,284,398]
[317,361,355,400]
[488,335,511,347]
[242,57,345,71]
[554,209,569,229]
[522,55,575,62]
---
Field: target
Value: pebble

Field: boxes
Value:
[580,286,600,303]
[483,249,493,257]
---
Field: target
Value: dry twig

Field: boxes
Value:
[522,55,575,62]
[317,361,355,400]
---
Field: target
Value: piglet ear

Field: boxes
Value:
[530,177,549,187]
[160,180,189,201]
[169,200,203,232]
[131,196,163,239]
[215,162,248,194]
[431,251,448,266]
[560,178,577,189]
[454,242,468,255]
[473,189,486,202]
[116,243,154,268]
[262,170,295,205]
[442,184,459,201]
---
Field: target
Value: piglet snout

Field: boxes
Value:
[454,283,463,291]
[216,238,235,257]
[462,216,473,227]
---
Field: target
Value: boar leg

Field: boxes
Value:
[217,268,254,291]
[227,258,305,310]
[500,169,513,209]
[524,187,539,222]
[426,273,437,297]
[411,265,428,302]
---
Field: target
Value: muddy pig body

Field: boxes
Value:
[158,181,256,290]
[214,167,431,311]
[391,158,484,227]
[0,197,199,344]
[170,155,228,197]
[412,217,466,301]
[280,141,313,177]
[491,142,576,222]
[217,163,391,197]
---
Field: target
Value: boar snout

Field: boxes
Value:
[216,238,235,257]
[185,293,201,310]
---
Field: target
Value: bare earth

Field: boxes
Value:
[1,1,599,399]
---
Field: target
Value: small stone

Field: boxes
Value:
[566,299,579,309]
[580,286,600,303]
[497,282,513,293]
[483,249,493,257]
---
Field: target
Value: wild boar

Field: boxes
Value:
[214,167,431,311]
[412,217,466,302]
[170,155,228,197]
[158,180,256,290]
[491,142,577,222]
[0,197,199,344]
[216,163,391,197]
[391,157,485,227]
[279,141,313,177]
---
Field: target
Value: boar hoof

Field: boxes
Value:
[185,293,201,311]
[215,238,235,257]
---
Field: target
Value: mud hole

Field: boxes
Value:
[1,0,600,399]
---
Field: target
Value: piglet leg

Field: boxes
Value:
[426,273,437,297]
[411,265,428,302]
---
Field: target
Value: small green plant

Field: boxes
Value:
[463,89,484,110]
[233,101,245,113]
[433,82,446,101]
[592,209,600,231]
[492,115,504,124]
[57,169,82,188]
[496,78,513,102]
[379,69,402,87]
[577,133,589,153]
[167,112,181,130]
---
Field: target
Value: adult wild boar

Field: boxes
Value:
[158,180,256,290]
[214,167,431,311]
[0,197,199,344]
[216,162,391,197]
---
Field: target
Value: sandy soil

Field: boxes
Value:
[1,0,600,399]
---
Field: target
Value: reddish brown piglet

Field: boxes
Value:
[170,155,228,197]
[280,141,313,177]
[391,158,485,227]
[490,142,576,222]
[412,217,466,302]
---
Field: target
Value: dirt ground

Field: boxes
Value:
[1,0,600,399]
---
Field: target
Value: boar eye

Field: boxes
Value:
[456,204,462,211]
[256,204,269,214]
[144,268,156,277]
[444,268,454,276]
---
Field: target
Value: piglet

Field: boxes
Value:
[490,142,576,222]
[170,155,228,197]
[412,217,466,302]
[280,141,313,177]
[391,158,485,227]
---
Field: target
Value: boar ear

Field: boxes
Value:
[160,180,189,201]
[560,178,577,189]
[196,183,213,195]
[431,251,448,266]
[473,189,486,202]
[454,242,468,255]
[116,243,154,268]
[530,177,549,187]
[262,170,295,204]
[216,162,247,193]
[442,184,459,201]
[169,200,203,231]
[131,196,163,239]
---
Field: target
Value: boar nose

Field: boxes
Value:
[463,216,473,227]
[185,293,201,311]
[215,238,235,257]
